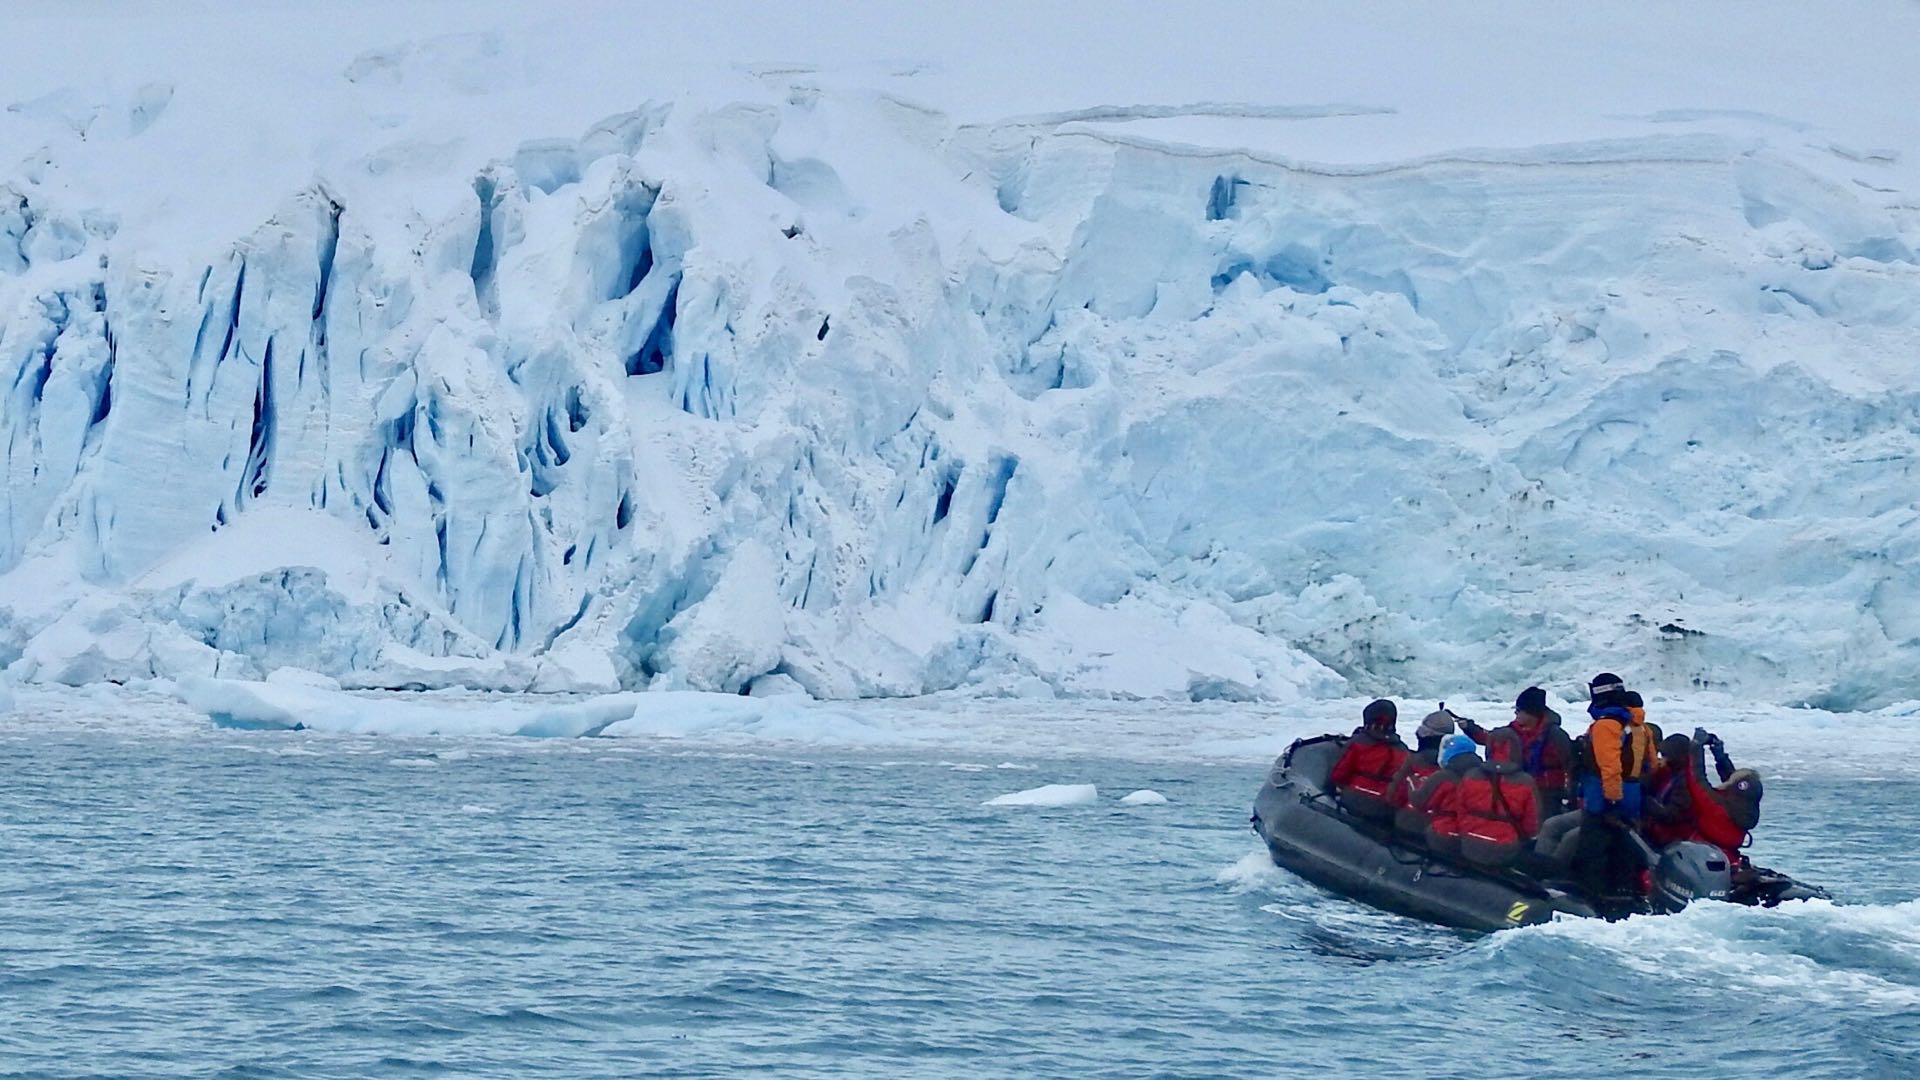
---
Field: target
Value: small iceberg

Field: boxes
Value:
[983,783,1098,807]
[1120,789,1169,805]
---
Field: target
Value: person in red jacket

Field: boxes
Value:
[1330,699,1407,822]
[1685,727,1763,862]
[1461,686,1576,814]
[1412,733,1480,858]
[1452,730,1543,869]
[1389,708,1457,835]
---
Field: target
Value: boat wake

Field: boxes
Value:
[1494,897,1920,1010]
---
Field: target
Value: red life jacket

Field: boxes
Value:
[1452,767,1541,867]
[1331,731,1407,821]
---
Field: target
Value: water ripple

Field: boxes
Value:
[0,728,1914,1078]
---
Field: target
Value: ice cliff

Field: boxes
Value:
[1,3,1916,707]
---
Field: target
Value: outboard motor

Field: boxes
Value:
[1650,841,1733,913]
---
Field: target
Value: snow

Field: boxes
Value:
[983,783,1099,808]
[1120,789,1169,805]
[1,3,1918,709]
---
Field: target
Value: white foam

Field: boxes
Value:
[1216,850,1285,891]
[386,757,438,768]
[1506,898,1920,1009]
[983,783,1098,808]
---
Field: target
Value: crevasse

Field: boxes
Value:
[1,95,1916,708]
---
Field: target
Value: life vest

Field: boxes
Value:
[1624,712,1655,780]
[1576,718,1645,777]
[1331,730,1407,822]
[1453,767,1541,868]
[1577,708,1654,805]
[1495,718,1569,794]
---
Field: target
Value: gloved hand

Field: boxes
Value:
[1693,727,1712,744]
[1458,715,1485,738]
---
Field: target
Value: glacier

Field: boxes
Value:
[1,2,1917,708]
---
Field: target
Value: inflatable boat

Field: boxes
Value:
[1251,734,1829,932]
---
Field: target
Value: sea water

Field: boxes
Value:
[2,712,1917,1078]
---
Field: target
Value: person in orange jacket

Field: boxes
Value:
[1578,673,1655,820]
[1568,672,1657,897]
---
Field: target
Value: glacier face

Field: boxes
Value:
[2,39,1918,707]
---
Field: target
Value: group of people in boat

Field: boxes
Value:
[1328,672,1766,898]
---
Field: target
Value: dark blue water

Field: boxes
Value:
[2,727,1916,1078]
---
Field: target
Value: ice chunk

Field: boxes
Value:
[1120,789,1169,805]
[983,783,1098,807]
[746,672,809,698]
[265,667,342,691]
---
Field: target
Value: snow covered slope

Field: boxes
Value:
[2,2,1917,706]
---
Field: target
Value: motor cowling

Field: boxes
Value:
[1651,840,1733,913]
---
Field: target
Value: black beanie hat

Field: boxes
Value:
[1589,672,1627,708]
[1363,699,1397,727]
[1661,733,1691,763]
[1515,686,1548,715]
[1623,690,1644,708]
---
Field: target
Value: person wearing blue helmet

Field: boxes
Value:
[1410,733,1481,858]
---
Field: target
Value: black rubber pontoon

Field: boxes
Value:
[1251,735,1829,932]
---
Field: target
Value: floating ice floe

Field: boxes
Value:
[983,783,1098,808]
[1120,789,1169,805]
[171,675,908,745]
